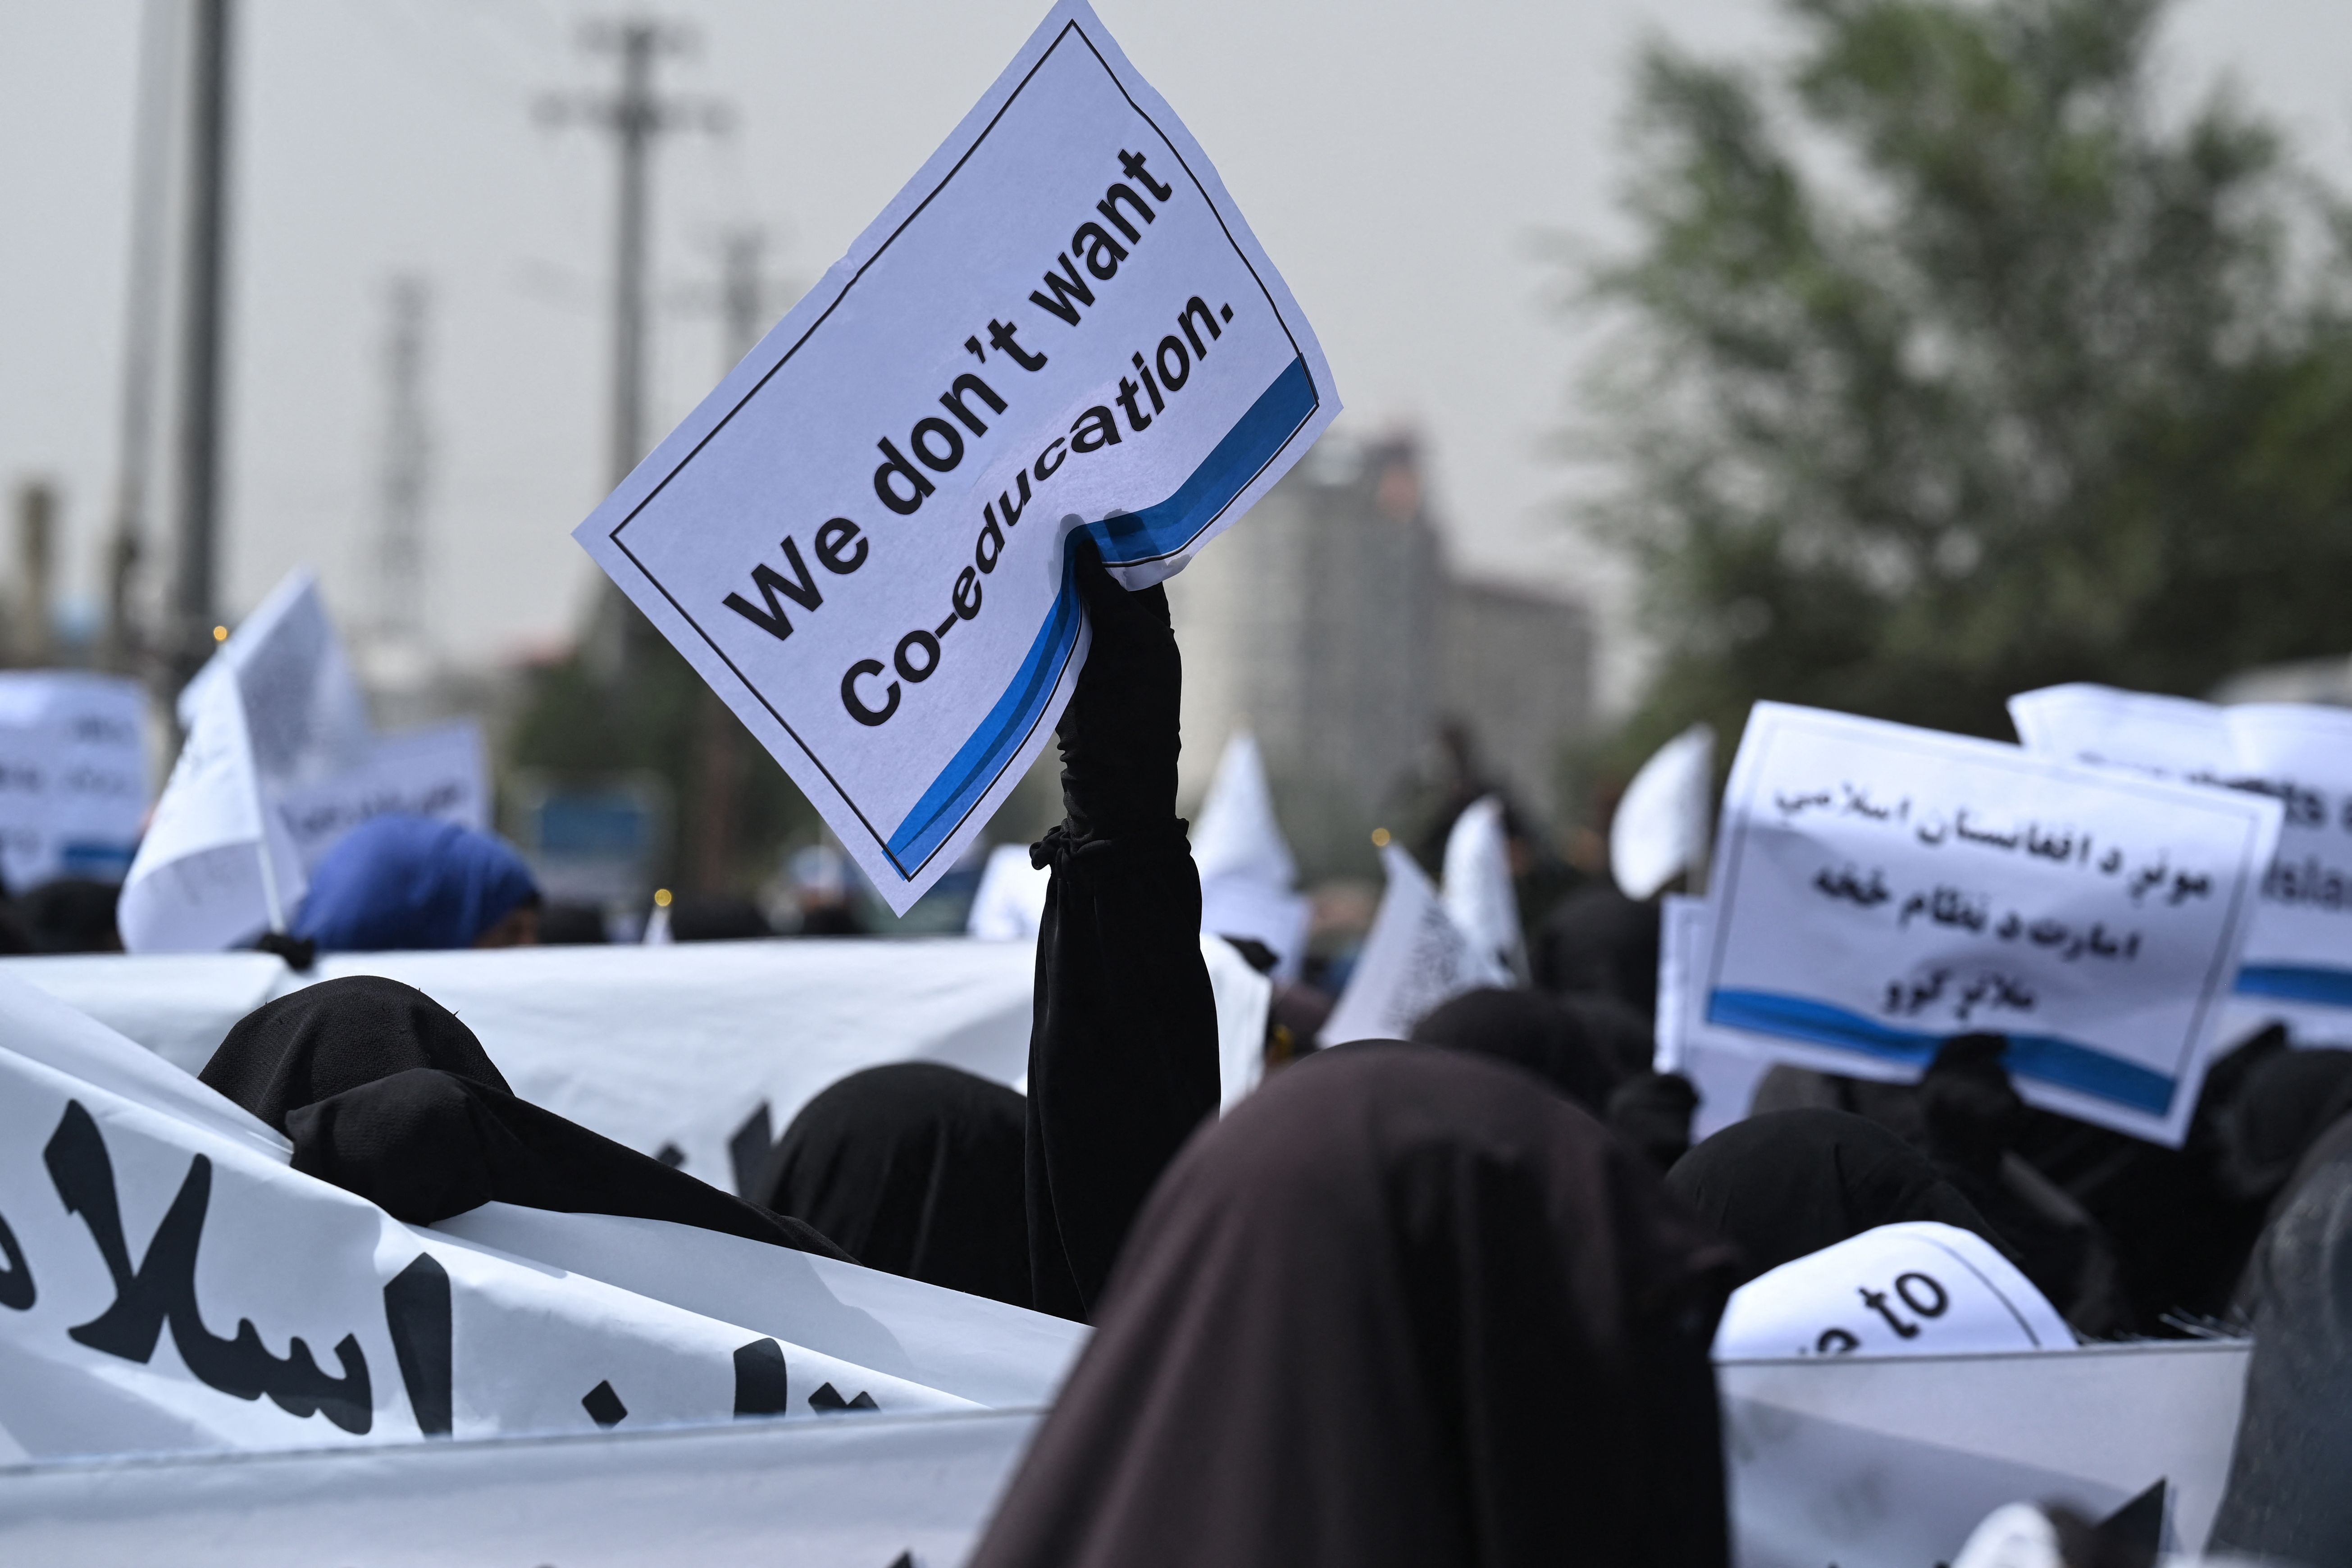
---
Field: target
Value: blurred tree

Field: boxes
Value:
[1575,0,2352,757]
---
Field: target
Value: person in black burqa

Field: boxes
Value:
[762,1062,1030,1308]
[1022,536,1221,1322]
[967,1042,1739,1568]
[2209,1103,2352,1565]
[197,974,848,1258]
[1666,1107,2010,1282]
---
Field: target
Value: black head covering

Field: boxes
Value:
[968,1043,1739,1568]
[1531,884,1661,1016]
[2216,1047,2352,1202]
[1607,1071,1700,1173]
[1559,992,1664,1080]
[669,893,772,942]
[201,975,511,1132]
[1409,987,1623,1112]
[19,878,122,953]
[200,976,846,1258]
[765,1063,1030,1307]
[1666,1107,2007,1281]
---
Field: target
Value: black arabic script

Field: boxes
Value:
[43,1100,373,1432]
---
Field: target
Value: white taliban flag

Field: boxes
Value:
[1191,732,1312,979]
[117,665,307,953]
[1321,842,1510,1045]
[1612,722,1714,900]
[1441,794,1524,981]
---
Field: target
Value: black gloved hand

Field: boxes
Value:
[1052,533,1181,842]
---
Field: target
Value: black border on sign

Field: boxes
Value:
[603,20,1321,876]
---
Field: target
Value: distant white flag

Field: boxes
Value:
[178,569,373,794]
[1321,842,1510,1046]
[1612,722,1714,900]
[118,667,304,953]
[1441,794,1523,980]
[125,571,497,953]
[1192,732,1312,980]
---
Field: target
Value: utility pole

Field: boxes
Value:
[172,0,235,688]
[538,20,730,490]
[369,276,433,675]
[105,0,181,677]
[686,226,790,891]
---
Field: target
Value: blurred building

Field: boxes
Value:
[1167,433,1591,875]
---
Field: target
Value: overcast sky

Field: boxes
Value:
[5,0,2350,702]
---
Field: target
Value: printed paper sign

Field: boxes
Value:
[2011,684,2352,1041]
[0,672,148,890]
[271,721,490,874]
[1703,703,2282,1144]
[574,0,1338,912]
[1714,1222,2072,1360]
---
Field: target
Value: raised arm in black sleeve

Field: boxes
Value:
[1026,537,1221,1322]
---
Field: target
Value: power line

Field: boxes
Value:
[536,18,730,489]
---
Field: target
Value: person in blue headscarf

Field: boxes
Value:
[292,814,542,953]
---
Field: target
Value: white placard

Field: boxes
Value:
[271,721,490,874]
[573,0,1338,915]
[1714,1222,2073,1360]
[2011,684,2352,1042]
[0,672,148,890]
[1703,703,2282,1144]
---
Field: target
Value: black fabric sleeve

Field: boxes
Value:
[287,1067,852,1260]
[1025,541,1220,1322]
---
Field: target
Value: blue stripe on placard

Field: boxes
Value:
[882,357,1315,875]
[1705,988,2178,1116]
[2236,964,2352,1007]
[1092,357,1317,566]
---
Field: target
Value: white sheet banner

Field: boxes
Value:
[0,971,1088,1466]
[573,0,1338,914]
[1704,703,2281,1144]
[0,672,148,890]
[1,935,1267,1190]
[2011,684,2352,1041]
[1720,1340,2248,1565]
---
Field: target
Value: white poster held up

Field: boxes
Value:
[0,672,148,889]
[1713,1222,2073,1360]
[572,0,1338,914]
[1321,842,1510,1046]
[272,720,490,874]
[2011,684,2352,1041]
[1702,703,2281,1144]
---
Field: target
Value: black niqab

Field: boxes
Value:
[202,976,847,1258]
[1666,1107,2006,1281]
[765,1062,1030,1307]
[1531,885,1661,1015]
[1409,987,1622,1112]
[969,1043,1738,1568]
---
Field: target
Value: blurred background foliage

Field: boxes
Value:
[1575,0,2352,773]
